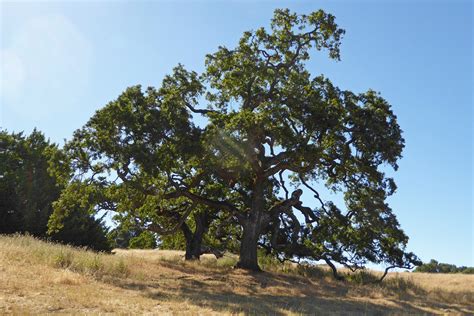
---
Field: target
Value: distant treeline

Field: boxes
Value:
[414,259,474,274]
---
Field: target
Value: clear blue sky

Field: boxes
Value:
[1,0,472,266]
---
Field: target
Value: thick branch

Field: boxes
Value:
[268,189,302,216]
[278,170,289,200]
[184,101,217,115]
[377,264,414,283]
[165,189,242,221]
[293,203,318,224]
[266,151,291,167]
[147,202,196,235]
[299,176,327,213]
[378,265,396,283]
[324,258,344,280]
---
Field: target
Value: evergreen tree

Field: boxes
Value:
[0,129,111,251]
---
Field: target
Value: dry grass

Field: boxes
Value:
[1,235,473,315]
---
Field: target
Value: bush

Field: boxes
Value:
[0,129,60,237]
[129,231,157,249]
[49,208,111,252]
[0,129,111,251]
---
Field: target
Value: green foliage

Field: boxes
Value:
[0,129,110,251]
[107,223,139,249]
[0,129,60,236]
[49,208,111,252]
[414,259,474,274]
[129,231,157,249]
[106,217,163,249]
[159,232,186,250]
[52,8,419,273]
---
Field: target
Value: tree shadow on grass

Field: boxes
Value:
[104,261,471,314]
[148,282,434,315]
[180,282,469,314]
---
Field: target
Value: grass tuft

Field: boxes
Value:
[53,249,74,268]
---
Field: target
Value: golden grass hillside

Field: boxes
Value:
[1,235,473,315]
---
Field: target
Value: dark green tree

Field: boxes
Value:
[49,207,111,251]
[0,129,61,236]
[53,8,419,273]
[0,129,110,250]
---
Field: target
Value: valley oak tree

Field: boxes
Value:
[52,9,420,273]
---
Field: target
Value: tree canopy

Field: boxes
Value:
[51,8,420,274]
[0,129,110,251]
[0,129,59,236]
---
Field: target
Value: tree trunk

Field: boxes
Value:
[236,178,265,271]
[182,212,208,260]
[184,234,202,260]
[236,219,261,271]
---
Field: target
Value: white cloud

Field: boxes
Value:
[1,14,93,119]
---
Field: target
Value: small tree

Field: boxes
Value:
[55,8,419,273]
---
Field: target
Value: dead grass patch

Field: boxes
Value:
[1,234,473,314]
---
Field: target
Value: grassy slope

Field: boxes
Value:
[0,235,472,315]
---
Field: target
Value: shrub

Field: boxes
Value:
[129,231,157,249]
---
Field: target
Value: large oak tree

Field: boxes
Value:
[53,9,419,273]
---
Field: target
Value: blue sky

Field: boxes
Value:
[1,0,472,266]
